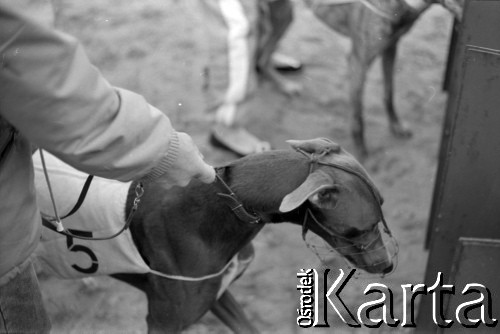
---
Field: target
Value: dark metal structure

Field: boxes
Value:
[418,0,500,332]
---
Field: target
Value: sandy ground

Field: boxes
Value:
[28,0,454,332]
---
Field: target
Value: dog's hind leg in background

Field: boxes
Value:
[381,32,416,138]
[257,0,302,96]
[349,14,416,156]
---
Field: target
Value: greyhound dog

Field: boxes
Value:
[34,138,396,333]
[304,0,463,156]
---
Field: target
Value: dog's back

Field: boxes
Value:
[305,0,423,41]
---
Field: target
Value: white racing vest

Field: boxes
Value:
[33,152,150,278]
[33,152,252,296]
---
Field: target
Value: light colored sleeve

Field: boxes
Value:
[0,4,179,182]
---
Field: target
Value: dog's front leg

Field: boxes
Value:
[211,291,259,334]
[382,42,412,139]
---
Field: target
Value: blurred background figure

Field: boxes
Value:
[199,0,302,156]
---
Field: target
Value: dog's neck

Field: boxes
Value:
[165,151,308,260]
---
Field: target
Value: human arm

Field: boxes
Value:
[0,4,214,185]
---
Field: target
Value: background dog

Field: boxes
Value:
[304,0,463,156]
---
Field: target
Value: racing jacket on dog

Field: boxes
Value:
[33,152,149,278]
[0,4,180,285]
[33,152,253,298]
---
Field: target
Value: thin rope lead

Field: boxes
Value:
[39,149,64,232]
[40,149,144,241]
[149,257,235,282]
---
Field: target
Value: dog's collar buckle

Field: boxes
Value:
[214,168,263,225]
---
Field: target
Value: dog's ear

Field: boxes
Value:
[286,138,341,155]
[280,169,337,212]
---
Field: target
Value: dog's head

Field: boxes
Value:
[279,138,395,274]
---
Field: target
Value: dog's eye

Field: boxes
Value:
[313,188,339,210]
[318,188,337,202]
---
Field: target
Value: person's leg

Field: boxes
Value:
[214,0,256,126]
[200,0,271,155]
[0,260,51,334]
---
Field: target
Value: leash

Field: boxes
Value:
[39,149,95,232]
[39,149,144,240]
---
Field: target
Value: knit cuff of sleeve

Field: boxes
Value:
[140,131,180,183]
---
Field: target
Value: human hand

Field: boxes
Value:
[158,132,216,188]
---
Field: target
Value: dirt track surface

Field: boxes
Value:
[32,0,453,332]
